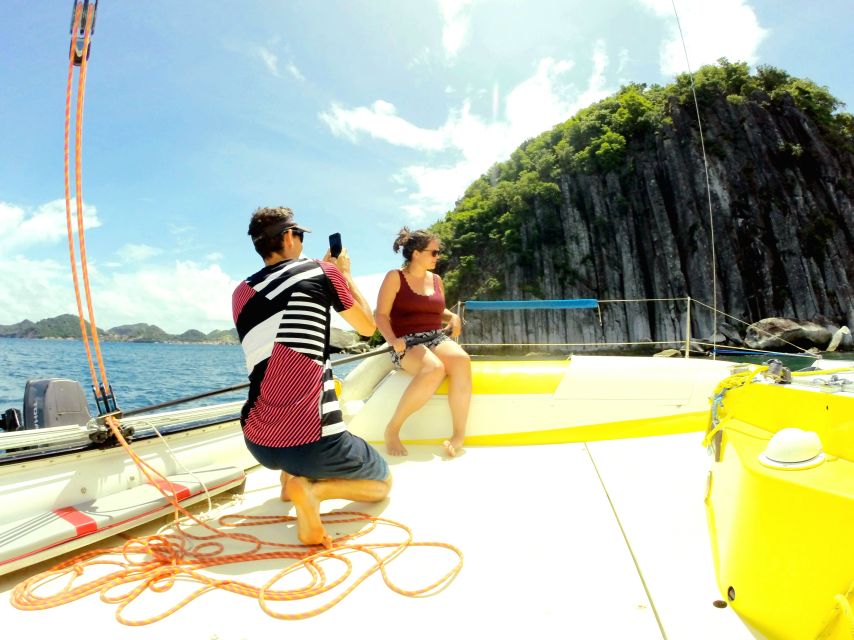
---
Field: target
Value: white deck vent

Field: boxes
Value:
[758,428,825,470]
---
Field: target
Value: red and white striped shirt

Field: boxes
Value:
[232,258,354,447]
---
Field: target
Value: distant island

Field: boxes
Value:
[0,314,239,345]
[0,314,368,351]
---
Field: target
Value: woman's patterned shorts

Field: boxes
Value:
[390,328,450,369]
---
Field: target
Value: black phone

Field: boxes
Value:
[329,233,342,258]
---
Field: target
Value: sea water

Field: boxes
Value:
[1,337,849,418]
[0,338,359,416]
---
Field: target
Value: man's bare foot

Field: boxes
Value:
[385,427,408,456]
[443,435,464,458]
[280,471,292,501]
[285,476,332,548]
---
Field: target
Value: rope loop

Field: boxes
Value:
[11,416,463,624]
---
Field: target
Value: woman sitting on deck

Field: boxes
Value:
[374,228,471,457]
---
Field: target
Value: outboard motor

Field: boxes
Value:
[22,379,92,429]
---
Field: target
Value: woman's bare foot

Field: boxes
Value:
[280,471,292,501]
[384,427,408,456]
[443,435,464,458]
[285,476,332,548]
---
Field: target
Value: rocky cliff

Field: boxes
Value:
[438,61,854,351]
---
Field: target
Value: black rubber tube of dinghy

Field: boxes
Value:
[122,345,392,417]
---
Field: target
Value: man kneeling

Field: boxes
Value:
[232,206,391,546]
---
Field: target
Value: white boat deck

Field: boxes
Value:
[0,434,759,639]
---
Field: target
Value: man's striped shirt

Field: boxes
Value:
[232,258,354,447]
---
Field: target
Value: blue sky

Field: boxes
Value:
[1,0,851,333]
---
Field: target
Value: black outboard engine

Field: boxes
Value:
[22,379,92,429]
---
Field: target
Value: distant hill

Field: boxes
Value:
[0,314,239,344]
[109,323,171,342]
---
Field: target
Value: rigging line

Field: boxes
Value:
[583,442,668,640]
[64,1,100,398]
[670,0,718,361]
[72,1,112,395]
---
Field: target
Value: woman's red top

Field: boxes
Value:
[390,270,445,337]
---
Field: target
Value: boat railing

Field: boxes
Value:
[455,296,819,360]
[454,296,694,357]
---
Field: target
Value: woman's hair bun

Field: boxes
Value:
[393,227,411,254]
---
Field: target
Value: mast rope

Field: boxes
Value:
[64,0,115,412]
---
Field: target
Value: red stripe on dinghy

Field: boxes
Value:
[1,474,244,571]
[53,506,98,536]
[148,478,191,500]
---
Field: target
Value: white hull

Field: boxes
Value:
[0,409,257,576]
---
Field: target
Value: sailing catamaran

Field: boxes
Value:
[1,2,852,638]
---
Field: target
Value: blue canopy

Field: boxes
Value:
[463,299,599,311]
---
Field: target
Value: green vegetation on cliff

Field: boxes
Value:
[434,59,853,304]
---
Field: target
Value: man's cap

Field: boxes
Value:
[251,219,312,244]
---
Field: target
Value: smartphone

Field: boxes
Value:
[329,233,342,258]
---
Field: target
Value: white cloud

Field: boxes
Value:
[0,199,100,250]
[254,45,280,77]
[639,0,767,75]
[320,100,448,150]
[98,262,237,333]
[322,43,614,220]
[0,256,78,324]
[0,254,237,334]
[117,243,162,262]
[0,199,236,333]
[238,40,305,82]
[439,0,475,61]
[205,251,224,262]
[286,61,305,82]
[331,272,387,330]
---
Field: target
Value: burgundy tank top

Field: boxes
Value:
[390,270,445,337]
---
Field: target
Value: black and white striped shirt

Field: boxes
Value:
[232,258,354,447]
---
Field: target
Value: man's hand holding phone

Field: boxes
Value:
[329,233,342,258]
[323,233,350,274]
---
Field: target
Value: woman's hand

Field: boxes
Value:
[446,312,462,338]
[391,337,406,354]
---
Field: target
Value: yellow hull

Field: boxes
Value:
[705,382,854,639]
[342,354,741,444]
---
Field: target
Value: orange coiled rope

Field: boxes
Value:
[11,417,463,625]
[64,0,113,407]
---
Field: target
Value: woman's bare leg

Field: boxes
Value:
[432,341,472,457]
[384,345,446,456]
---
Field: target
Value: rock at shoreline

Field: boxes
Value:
[745,317,832,351]
[330,328,368,353]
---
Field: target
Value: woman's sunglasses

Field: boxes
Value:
[420,249,440,257]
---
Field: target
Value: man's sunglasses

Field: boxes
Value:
[288,229,304,241]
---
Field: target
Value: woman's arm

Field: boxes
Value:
[437,277,463,338]
[374,271,406,353]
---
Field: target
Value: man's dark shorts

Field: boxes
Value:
[244,431,389,482]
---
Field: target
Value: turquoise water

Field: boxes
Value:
[0,338,359,416]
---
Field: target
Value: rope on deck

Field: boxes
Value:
[10,417,463,624]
